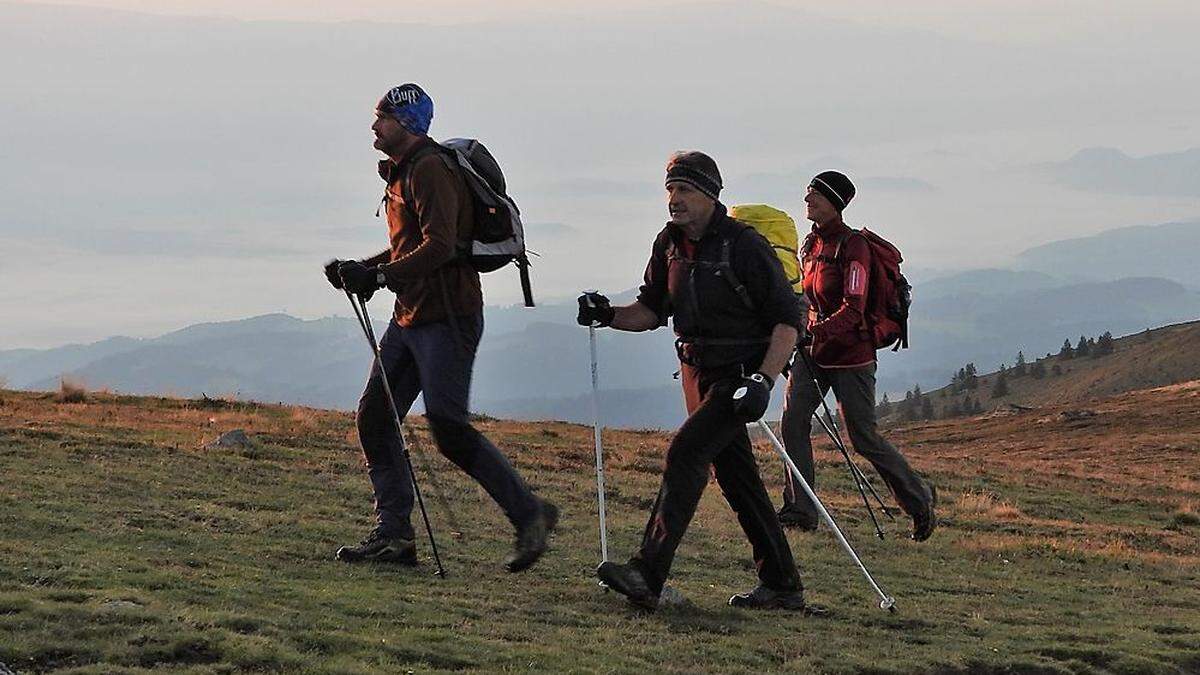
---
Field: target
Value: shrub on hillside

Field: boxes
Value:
[1076,335,1091,357]
[878,393,892,416]
[57,378,88,403]
[1013,352,1027,377]
[1058,339,1075,360]
[991,371,1009,398]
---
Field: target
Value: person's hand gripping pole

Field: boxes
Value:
[580,290,610,564]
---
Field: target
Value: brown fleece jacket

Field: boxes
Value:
[372,138,482,327]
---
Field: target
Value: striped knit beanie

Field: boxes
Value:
[665,151,723,201]
[809,171,855,211]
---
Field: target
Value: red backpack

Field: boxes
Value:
[802,228,912,351]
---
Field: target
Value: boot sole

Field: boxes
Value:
[912,483,938,542]
[730,596,828,615]
[596,562,658,611]
[505,502,559,573]
[336,547,418,566]
[779,518,819,532]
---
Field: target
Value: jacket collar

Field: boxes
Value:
[812,218,851,241]
[668,202,730,244]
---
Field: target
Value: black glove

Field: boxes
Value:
[338,260,383,300]
[732,372,774,423]
[324,259,345,289]
[577,291,615,327]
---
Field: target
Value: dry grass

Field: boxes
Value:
[954,490,1023,520]
[2,385,1199,673]
[1170,502,1200,528]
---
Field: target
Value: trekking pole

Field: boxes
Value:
[584,290,609,563]
[809,405,893,536]
[796,347,896,536]
[345,291,446,578]
[823,409,896,521]
[755,420,896,612]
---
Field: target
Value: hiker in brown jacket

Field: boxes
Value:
[324,84,557,571]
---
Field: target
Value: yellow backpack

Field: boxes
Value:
[730,204,802,294]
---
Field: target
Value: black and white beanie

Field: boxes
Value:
[809,170,855,211]
[665,151,723,201]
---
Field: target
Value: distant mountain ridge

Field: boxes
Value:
[1012,219,1200,288]
[1041,146,1200,198]
[4,220,1200,427]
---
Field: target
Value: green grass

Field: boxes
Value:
[0,391,1198,673]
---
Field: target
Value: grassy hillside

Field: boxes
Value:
[1,385,1198,673]
[916,319,1200,420]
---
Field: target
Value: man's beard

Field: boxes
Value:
[376,137,401,155]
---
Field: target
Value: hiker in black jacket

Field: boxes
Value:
[577,151,819,612]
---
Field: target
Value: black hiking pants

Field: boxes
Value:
[356,312,540,541]
[779,359,931,519]
[630,364,802,596]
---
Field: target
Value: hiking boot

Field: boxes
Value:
[777,507,819,532]
[335,527,417,565]
[912,482,938,542]
[729,585,827,615]
[596,561,658,611]
[505,500,559,572]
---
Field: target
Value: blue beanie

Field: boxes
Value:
[377,83,434,136]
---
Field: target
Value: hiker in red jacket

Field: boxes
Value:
[778,171,937,541]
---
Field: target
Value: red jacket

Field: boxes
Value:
[803,222,875,368]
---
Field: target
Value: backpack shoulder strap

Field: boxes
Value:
[832,228,870,262]
[800,231,818,260]
[718,225,755,310]
[400,143,453,209]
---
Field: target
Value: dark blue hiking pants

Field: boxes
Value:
[355,312,540,540]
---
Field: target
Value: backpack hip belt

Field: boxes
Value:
[674,335,771,368]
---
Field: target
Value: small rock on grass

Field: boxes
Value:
[204,429,255,450]
[101,600,142,610]
[658,585,691,610]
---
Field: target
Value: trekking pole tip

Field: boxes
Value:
[881,597,896,612]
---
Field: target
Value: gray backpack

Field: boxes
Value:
[401,138,534,307]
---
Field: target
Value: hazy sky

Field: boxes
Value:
[19,0,1200,42]
[2,0,1199,348]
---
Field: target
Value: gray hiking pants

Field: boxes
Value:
[356,312,540,540]
[779,360,931,519]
